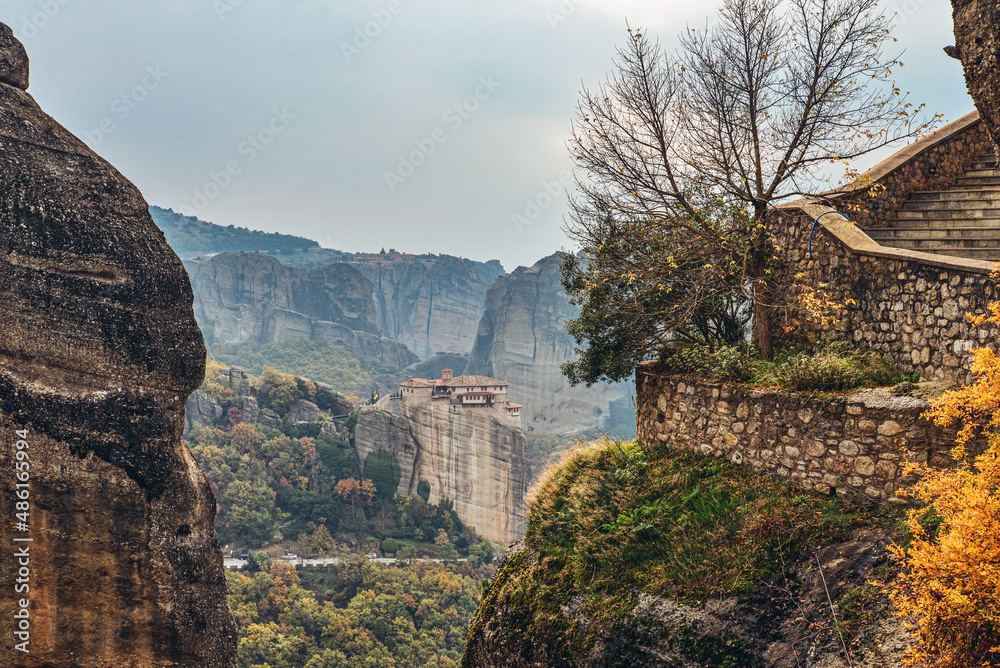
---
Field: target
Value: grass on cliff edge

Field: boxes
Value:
[523,438,898,605]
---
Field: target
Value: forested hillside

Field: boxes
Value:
[231,558,480,667]
[187,360,498,666]
[187,360,496,561]
[151,206,353,263]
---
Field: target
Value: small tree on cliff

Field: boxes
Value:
[563,0,935,383]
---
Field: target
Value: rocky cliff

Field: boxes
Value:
[354,254,504,358]
[0,24,236,667]
[461,438,910,668]
[355,407,529,544]
[465,254,630,434]
[186,252,418,368]
[463,533,907,668]
[950,0,1000,148]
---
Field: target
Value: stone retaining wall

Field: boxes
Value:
[636,367,963,503]
[770,207,999,385]
[766,113,1000,385]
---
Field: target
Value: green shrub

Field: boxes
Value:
[659,343,754,383]
[659,343,714,377]
[659,340,913,393]
[771,350,902,392]
[710,345,755,383]
[364,451,401,499]
[211,338,370,396]
[524,437,894,604]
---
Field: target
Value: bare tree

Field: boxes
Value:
[563,0,935,382]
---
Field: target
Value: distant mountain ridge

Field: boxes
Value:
[154,206,629,436]
[185,252,418,369]
[150,205,353,260]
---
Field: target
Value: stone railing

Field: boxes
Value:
[816,111,992,230]
[766,111,1000,385]
[636,366,966,503]
[770,200,999,385]
[359,393,398,413]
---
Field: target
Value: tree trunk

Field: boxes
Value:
[750,204,774,360]
[753,291,773,361]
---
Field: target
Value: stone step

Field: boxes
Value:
[866,227,1000,240]
[874,241,1000,260]
[902,198,1000,211]
[955,175,1000,186]
[891,216,1000,228]
[874,236,1000,250]
[865,148,1000,260]
[896,209,1000,222]
[909,189,1000,202]
[961,168,1000,178]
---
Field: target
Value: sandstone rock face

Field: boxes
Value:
[219,366,254,396]
[242,396,261,425]
[465,254,630,433]
[355,411,420,494]
[310,320,417,369]
[186,391,224,429]
[355,255,504,358]
[186,252,418,368]
[355,407,529,544]
[951,0,1000,148]
[0,26,236,667]
[290,399,322,424]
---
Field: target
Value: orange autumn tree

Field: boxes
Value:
[334,478,376,515]
[888,298,1000,666]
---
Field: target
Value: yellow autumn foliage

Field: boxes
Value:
[888,297,1000,666]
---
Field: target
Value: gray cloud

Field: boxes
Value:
[6,0,969,270]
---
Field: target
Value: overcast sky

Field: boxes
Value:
[6,0,969,270]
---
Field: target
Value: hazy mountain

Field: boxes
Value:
[150,205,354,265]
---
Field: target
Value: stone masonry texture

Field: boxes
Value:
[636,367,967,504]
[770,117,999,385]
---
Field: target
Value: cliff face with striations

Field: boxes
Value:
[354,254,504,359]
[0,24,236,667]
[465,254,630,434]
[355,406,529,544]
[186,252,418,368]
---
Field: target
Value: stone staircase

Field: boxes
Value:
[863,149,1000,260]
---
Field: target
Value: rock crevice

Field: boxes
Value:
[465,254,630,434]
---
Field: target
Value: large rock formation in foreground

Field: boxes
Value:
[950,0,1000,148]
[465,254,631,434]
[0,24,236,667]
[186,252,418,368]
